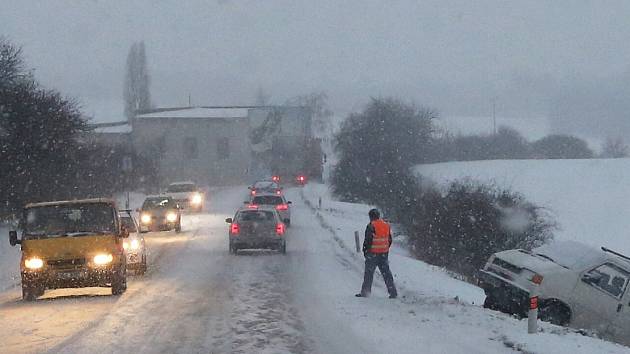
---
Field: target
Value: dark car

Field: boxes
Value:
[225,205,287,254]
[248,180,282,197]
[139,195,182,233]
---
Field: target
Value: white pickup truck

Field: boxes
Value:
[479,241,630,346]
[165,181,205,212]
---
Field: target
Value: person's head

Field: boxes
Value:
[368,208,380,221]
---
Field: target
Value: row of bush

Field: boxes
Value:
[331,98,556,279]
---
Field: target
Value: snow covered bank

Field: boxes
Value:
[299,183,630,353]
[415,158,630,255]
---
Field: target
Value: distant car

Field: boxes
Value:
[225,205,287,254]
[248,193,292,226]
[119,210,147,275]
[165,181,205,212]
[479,241,630,346]
[248,180,282,197]
[139,195,182,233]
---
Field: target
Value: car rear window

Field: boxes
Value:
[237,210,275,222]
[252,196,283,205]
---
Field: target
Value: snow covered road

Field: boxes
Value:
[0,186,628,353]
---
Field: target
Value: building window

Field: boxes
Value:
[217,137,230,159]
[183,137,198,159]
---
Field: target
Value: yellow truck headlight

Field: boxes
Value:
[191,194,203,205]
[25,257,44,270]
[93,254,113,265]
[166,212,178,222]
[141,213,152,224]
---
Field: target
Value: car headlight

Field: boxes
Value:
[123,241,129,250]
[130,239,140,250]
[25,257,44,270]
[166,212,178,222]
[141,213,152,224]
[93,254,113,265]
[190,194,203,205]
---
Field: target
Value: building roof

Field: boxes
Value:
[135,107,250,120]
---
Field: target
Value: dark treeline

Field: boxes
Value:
[0,37,151,217]
[426,126,595,163]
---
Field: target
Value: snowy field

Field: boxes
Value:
[416,158,630,256]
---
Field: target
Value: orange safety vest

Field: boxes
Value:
[370,219,391,254]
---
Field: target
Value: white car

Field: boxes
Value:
[479,241,630,346]
[119,210,147,275]
[165,181,205,212]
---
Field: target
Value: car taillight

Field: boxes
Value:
[272,175,280,182]
[251,190,256,195]
[248,204,259,209]
[276,223,285,235]
[276,204,288,211]
[276,190,282,195]
[230,223,240,235]
[297,175,306,183]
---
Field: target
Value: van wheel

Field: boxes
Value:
[111,267,127,295]
[539,300,571,326]
[22,284,40,301]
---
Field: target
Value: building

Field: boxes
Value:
[130,105,312,187]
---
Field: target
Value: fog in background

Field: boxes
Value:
[3,1,630,139]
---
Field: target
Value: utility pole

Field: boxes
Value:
[492,97,497,135]
[188,94,192,107]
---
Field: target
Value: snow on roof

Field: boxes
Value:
[135,107,249,119]
[93,124,132,134]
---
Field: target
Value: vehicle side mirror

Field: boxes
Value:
[283,218,290,224]
[247,186,252,190]
[287,201,292,204]
[9,230,19,246]
[120,226,130,238]
[243,201,249,204]
[225,218,233,224]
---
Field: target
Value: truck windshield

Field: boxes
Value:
[167,184,196,193]
[24,203,116,239]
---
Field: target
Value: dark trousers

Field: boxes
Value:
[360,252,397,297]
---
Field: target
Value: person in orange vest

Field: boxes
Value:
[356,209,398,298]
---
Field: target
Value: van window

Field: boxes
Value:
[585,263,630,299]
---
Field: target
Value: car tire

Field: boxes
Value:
[175,221,182,233]
[483,294,498,310]
[285,219,291,227]
[111,266,127,296]
[136,255,147,275]
[539,300,571,326]
[281,242,287,254]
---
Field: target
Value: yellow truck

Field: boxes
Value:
[8,199,129,301]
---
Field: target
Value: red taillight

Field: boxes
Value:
[230,223,240,235]
[276,190,282,195]
[247,204,259,209]
[276,204,288,211]
[251,190,256,195]
[272,175,280,182]
[276,223,285,235]
[297,175,306,183]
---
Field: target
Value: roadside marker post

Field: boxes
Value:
[354,231,361,253]
[528,284,539,334]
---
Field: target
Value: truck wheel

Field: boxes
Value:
[539,300,571,326]
[111,267,127,295]
[22,284,40,301]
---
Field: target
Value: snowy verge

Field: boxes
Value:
[299,182,630,353]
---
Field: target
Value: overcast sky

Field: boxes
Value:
[3,1,630,138]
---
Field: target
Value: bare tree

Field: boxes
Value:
[286,92,333,139]
[124,41,152,121]
[601,136,629,158]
